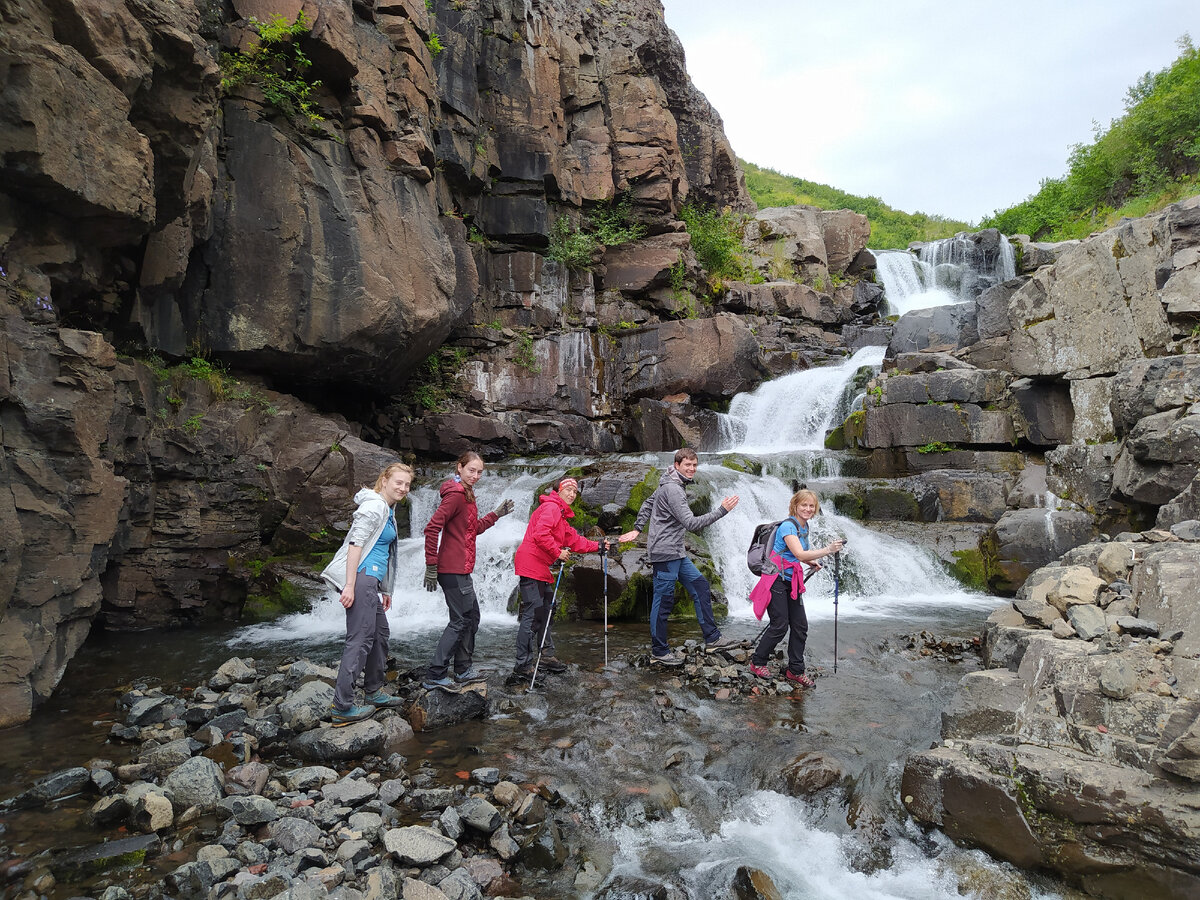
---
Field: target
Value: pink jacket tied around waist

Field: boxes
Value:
[750,553,806,619]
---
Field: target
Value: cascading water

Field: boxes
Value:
[875,232,1017,316]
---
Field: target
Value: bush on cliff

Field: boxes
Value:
[983,35,1200,240]
[219,12,325,131]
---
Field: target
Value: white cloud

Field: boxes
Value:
[661,0,1198,223]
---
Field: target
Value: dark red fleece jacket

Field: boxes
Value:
[423,479,499,574]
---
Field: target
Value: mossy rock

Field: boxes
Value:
[842,409,866,449]
[824,424,846,450]
[721,455,764,476]
[947,547,991,592]
[830,491,866,520]
[863,487,920,521]
[617,467,661,533]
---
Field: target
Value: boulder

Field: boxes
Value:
[984,510,1096,594]
[1067,604,1108,640]
[1009,378,1074,445]
[382,826,457,865]
[289,720,385,762]
[615,314,762,402]
[407,683,489,732]
[162,757,225,812]
[270,816,323,854]
[862,402,1016,449]
[880,369,1009,405]
[889,303,979,355]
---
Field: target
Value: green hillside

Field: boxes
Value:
[982,36,1200,241]
[739,159,971,250]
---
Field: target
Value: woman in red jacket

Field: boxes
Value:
[422,451,513,689]
[511,476,606,679]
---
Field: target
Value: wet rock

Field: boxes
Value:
[732,865,783,900]
[383,826,456,865]
[128,785,174,832]
[407,683,489,732]
[381,715,416,752]
[220,794,279,826]
[409,787,456,812]
[322,776,377,807]
[519,819,567,870]
[280,681,337,732]
[163,756,225,811]
[470,767,500,786]
[140,738,195,773]
[984,510,1096,594]
[781,752,847,796]
[487,823,521,861]
[281,765,340,792]
[457,796,501,834]
[167,856,242,898]
[290,720,385,762]
[7,766,91,809]
[51,833,160,878]
[210,658,257,690]
[87,794,130,826]
[596,876,678,899]
[437,867,484,900]
[270,815,323,854]
[226,761,270,795]
[126,697,172,727]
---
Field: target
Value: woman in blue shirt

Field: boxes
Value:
[749,489,844,687]
[320,463,413,725]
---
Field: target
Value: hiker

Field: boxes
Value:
[511,476,608,680]
[423,450,514,689]
[618,448,740,665]
[748,488,844,688]
[320,462,414,725]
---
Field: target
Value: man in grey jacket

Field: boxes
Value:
[619,448,740,665]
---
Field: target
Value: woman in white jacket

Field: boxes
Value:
[320,463,413,725]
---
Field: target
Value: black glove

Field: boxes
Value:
[423,564,438,592]
[493,498,514,518]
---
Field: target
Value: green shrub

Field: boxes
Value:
[547,216,597,269]
[219,12,325,131]
[679,202,753,289]
[983,36,1200,240]
[588,195,646,247]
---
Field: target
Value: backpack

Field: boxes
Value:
[746,517,799,576]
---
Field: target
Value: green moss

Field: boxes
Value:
[831,492,865,520]
[824,424,846,450]
[720,455,763,475]
[618,467,661,533]
[947,547,990,591]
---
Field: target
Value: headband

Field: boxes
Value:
[557,478,579,492]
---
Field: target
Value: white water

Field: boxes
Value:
[607,791,1059,899]
[719,346,886,453]
[875,234,1017,317]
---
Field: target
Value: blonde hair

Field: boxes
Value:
[788,489,821,519]
[373,462,414,493]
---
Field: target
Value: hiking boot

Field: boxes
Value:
[506,666,533,686]
[705,635,740,651]
[785,670,816,688]
[651,651,684,667]
[539,657,568,674]
[423,675,456,690]
[329,703,376,727]
[748,663,770,679]
[454,667,487,683]
[363,688,401,708]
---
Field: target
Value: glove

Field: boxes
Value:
[493,498,514,518]
[423,564,438,592]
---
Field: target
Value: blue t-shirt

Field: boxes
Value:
[358,511,396,583]
[773,518,808,579]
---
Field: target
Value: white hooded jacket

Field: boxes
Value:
[320,489,400,596]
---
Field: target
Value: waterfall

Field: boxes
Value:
[876,232,1017,316]
[719,346,886,453]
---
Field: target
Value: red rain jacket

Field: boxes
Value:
[513,491,599,582]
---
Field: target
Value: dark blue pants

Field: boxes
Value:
[650,557,719,656]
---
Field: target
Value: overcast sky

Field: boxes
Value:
[659,0,1197,223]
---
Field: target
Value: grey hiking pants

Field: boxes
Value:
[334,574,389,709]
[514,576,556,669]
[427,572,480,679]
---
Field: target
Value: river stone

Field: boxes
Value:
[167,856,242,897]
[1116,616,1160,636]
[87,794,130,826]
[210,657,257,690]
[520,819,567,870]
[349,811,384,843]
[1169,519,1200,541]
[1052,619,1076,639]
[488,823,520,861]
[279,681,336,732]
[126,697,171,727]
[514,791,547,825]
[382,715,416,752]
[322,777,377,807]
[470,767,500,786]
[438,806,464,841]
[226,761,270,795]
[163,756,225,811]
[781,752,847,795]
[378,778,407,806]
[1037,566,1104,614]
[270,815,323,854]
[288,660,339,684]
[732,865,784,900]
[364,866,400,900]
[1099,658,1136,700]
[383,826,456,865]
[130,787,174,832]
[289,719,385,762]
[51,834,160,877]
[409,787,457,811]
[437,867,484,900]
[492,781,521,807]
[457,796,501,833]
[221,794,278,825]
[401,877,449,900]
[140,738,195,772]
[1068,605,1108,640]
[281,765,339,791]
[408,683,489,732]
[337,839,371,866]
[10,766,91,808]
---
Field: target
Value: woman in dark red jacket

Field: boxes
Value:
[422,451,513,689]
[511,476,604,678]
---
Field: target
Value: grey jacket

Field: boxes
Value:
[633,466,728,563]
[320,489,400,596]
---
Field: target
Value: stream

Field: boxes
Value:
[0,260,1079,898]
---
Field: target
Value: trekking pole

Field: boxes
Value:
[832,550,841,674]
[530,560,566,690]
[600,539,609,668]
